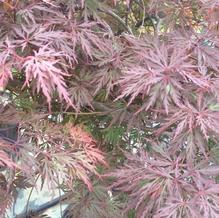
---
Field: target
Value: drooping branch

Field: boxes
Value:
[16,194,68,218]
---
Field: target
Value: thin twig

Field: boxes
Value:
[58,176,63,218]
[99,8,133,35]
[138,0,146,37]
[25,174,40,215]
[133,0,156,34]
[58,111,105,115]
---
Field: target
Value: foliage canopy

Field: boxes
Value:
[1,0,219,217]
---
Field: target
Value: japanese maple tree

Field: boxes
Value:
[0,0,219,217]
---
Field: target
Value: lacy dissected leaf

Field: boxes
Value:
[69,80,94,110]
[71,22,107,58]
[0,39,15,90]
[0,174,15,217]
[156,94,219,159]
[0,187,13,216]
[16,1,61,24]
[37,149,100,190]
[0,62,13,89]
[117,39,209,113]
[91,39,131,96]
[0,139,18,169]
[13,24,69,51]
[24,121,106,190]
[63,182,124,218]
[107,147,219,218]
[200,0,219,28]
[158,98,219,139]
[0,38,15,64]
[0,103,21,124]
[68,124,107,166]
[22,45,72,108]
[12,174,35,190]
[171,30,219,72]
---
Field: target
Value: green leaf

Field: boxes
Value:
[165,84,171,94]
[127,209,136,218]
[11,67,17,73]
[209,103,219,111]
[103,126,125,144]
[210,146,219,164]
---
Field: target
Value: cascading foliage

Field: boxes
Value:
[1,0,219,217]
